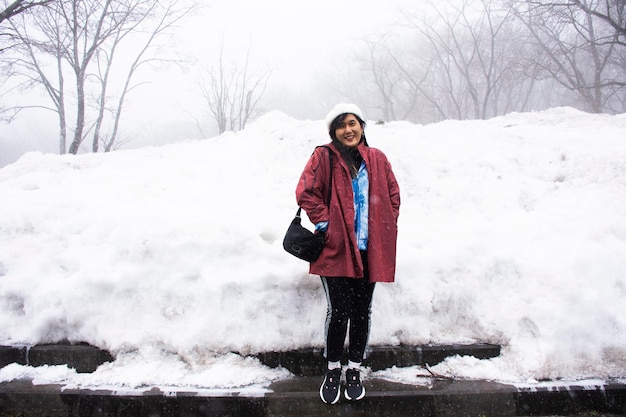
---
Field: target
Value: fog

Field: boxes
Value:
[0,0,414,167]
[1,0,624,167]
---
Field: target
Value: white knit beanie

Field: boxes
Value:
[325,103,365,132]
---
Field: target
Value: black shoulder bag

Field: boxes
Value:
[283,147,333,262]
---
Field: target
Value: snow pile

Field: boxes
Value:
[0,107,625,390]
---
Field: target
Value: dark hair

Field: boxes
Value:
[329,113,367,141]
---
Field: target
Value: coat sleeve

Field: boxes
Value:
[386,157,401,220]
[372,148,400,220]
[295,147,332,225]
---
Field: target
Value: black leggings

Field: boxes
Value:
[321,252,376,363]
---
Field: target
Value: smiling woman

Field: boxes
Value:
[295,103,401,404]
[331,114,363,149]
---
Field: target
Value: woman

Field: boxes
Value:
[296,103,400,404]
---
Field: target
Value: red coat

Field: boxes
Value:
[296,142,400,282]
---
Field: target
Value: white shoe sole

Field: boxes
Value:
[319,377,341,404]
[345,386,365,401]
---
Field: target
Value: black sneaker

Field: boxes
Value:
[344,368,365,401]
[319,367,342,404]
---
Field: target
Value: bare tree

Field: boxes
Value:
[401,0,529,120]
[0,0,53,121]
[510,0,626,113]
[3,0,197,154]
[199,39,271,135]
[571,0,626,42]
[0,0,52,25]
[90,1,194,152]
[354,35,424,122]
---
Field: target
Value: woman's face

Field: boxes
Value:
[334,114,363,149]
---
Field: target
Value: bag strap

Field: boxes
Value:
[317,145,333,206]
[326,146,333,205]
[297,146,333,217]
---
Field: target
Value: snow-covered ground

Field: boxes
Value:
[0,107,625,392]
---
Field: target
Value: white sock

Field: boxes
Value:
[327,361,341,370]
[347,360,361,370]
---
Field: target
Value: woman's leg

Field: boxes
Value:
[347,252,375,363]
[320,266,374,403]
[321,277,352,363]
[347,278,375,363]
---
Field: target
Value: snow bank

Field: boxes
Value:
[0,107,625,389]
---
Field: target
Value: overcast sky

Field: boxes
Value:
[187,0,413,70]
